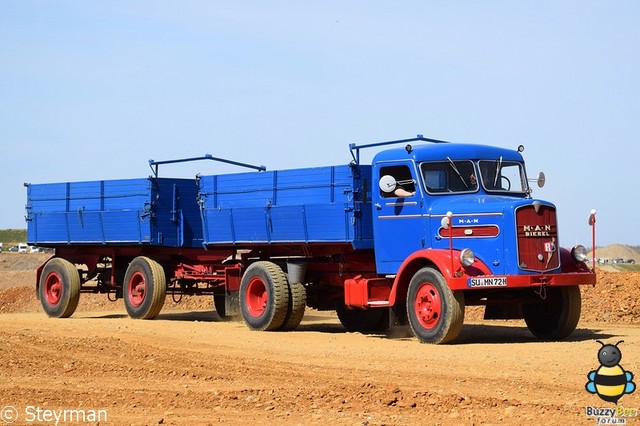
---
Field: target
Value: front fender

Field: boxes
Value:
[559,247,591,273]
[388,248,492,306]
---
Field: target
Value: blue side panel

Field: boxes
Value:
[27,177,203,247]
[269,206,305,241]
[305,204,349,241]
[232,208,269,242]
[27,179,151,245]
[199,165,374,247]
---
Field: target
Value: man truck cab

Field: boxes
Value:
[349,135,594,343]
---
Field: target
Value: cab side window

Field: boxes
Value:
[379,165,416,198]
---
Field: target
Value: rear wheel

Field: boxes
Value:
[407,267,465,344]
[39,258,81,318]
[240,261,289,331]
[123,256,166,319]
[279,282,307,331]
[336,304,389,333]
[213,293,227,319]
[523,285,581,340]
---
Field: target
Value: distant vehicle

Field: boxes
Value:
[0,242,3,253]
[626,259,636,264]
[29,246,40,253]
[8,246,18,252]
[18,243,28,253]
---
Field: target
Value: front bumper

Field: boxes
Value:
[448,271,596,291]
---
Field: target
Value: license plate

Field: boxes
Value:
[467,277,508,288]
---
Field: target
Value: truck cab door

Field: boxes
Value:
[372,162,426,274]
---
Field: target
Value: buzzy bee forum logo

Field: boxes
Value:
[585,340,638,424]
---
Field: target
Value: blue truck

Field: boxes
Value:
[25,136,597,344]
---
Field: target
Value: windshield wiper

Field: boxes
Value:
[494,156,503,187]
[446,157,468,188]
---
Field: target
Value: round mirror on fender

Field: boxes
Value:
[537,172,546,188]
[379,175,397,193]
[440,216,450,229]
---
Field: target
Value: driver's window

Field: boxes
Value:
[478,160,526,192]
[379,165,415,198]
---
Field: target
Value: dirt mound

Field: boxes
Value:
[581,270,640,323]
[589,244,640,263]
[0,252,49,272]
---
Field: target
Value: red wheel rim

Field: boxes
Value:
[44,272,63,305]
[245,277,267,318]
[128,271,146,307]
[413,283,442,330]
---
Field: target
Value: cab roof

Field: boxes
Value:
[371,142,524,165]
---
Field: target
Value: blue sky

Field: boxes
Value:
[1,1,638,246]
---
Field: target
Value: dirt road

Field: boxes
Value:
[1,309,639,426]
[1,254,639,425]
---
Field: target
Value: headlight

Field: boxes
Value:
[460,248,475,267]
[572,245,588,262]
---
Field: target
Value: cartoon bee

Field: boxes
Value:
[586,340,636,404]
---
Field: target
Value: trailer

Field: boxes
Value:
[26,136,597,343]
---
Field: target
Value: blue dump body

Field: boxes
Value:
[198,164,373,249]
[26,165,373,250]
[26,178,203,247]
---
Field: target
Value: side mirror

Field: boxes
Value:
[537,172,546,188]
[440,216,450,229]
[379,175,397,193]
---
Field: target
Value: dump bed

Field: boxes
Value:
[198,164,373,249]
[26,178,202,247]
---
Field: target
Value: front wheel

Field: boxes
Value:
[123,256,166,319]
[406,267,465,344]
[39,258,81,318]
[523,285,581,340]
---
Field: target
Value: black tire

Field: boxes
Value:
[123,256,166,319]
[279,282,307,331]
[523,285,581,340]
[240,261,290,331]
[38,257,81,318]
[213,293,227,319]
[336,303,388,333]
[406,267,465,344]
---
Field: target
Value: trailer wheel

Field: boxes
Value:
[39,258,81,318]
[523,285,581,340]
[407,267,465,344]
[240,261,289,331]
[336,304,388,333]
[279,282,307,331]
[213,293,227,319]
[123,256,166,319]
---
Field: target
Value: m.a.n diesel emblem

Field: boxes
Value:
[522,224,552,237]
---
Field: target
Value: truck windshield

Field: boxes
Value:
[421,160,478,194]
[478,160,527,193]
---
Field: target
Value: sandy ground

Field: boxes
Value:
[1,253,639,425]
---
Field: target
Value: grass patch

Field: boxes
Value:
[0,229,26,244]
[614,263,640,272]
